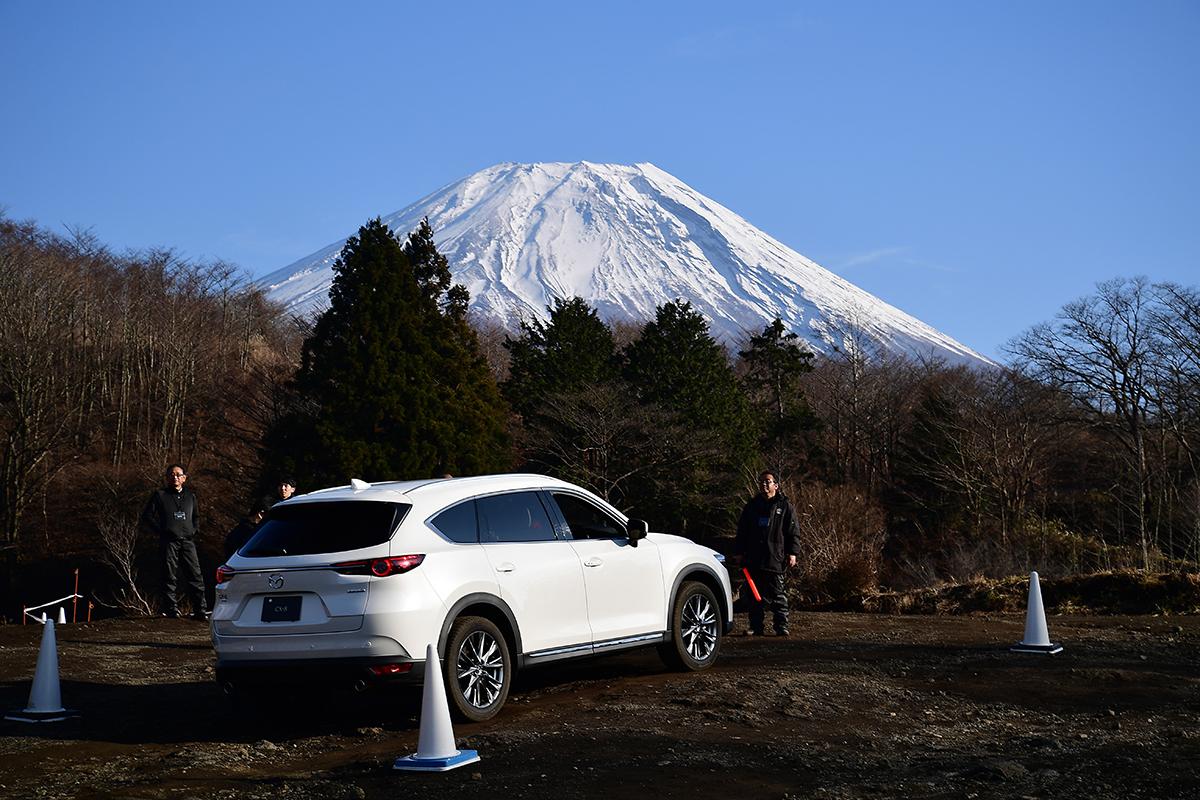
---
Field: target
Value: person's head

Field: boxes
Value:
[165,464,187,491]
[277,479,296,501]
[758,470,779,499]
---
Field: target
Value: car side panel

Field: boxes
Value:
[648,534,734,629]
[568,538,666,641]
[368,538,499,657]
[481,541,591,654]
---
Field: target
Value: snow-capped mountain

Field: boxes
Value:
[260,162,988,366]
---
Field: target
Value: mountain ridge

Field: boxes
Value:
[260,162,989,367]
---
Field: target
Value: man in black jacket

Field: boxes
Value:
[140,464,207,620]
[734,470,801,636]
[223,499,268,559]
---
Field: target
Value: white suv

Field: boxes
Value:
[212,474,732,721]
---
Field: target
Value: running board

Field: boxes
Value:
[521,632,668,666]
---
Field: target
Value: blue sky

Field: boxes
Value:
[2,1,1197,359]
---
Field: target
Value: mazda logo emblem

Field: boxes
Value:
[267,574,284,590]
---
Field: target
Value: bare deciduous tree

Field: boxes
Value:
[1008,277,1158,568]
[95,515,155,616]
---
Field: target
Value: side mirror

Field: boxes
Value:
[627,518,649,547]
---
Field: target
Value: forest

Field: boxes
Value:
[1,213,1197,619]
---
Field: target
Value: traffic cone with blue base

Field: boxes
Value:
[393,643,480,772]
[1011,571,1063,654]
[5,620,80,722]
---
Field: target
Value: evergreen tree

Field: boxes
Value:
[624,301,751,435]
[265,218,510,487]
[502,297,619,420]
[622,300,755,540]
[738,318,818,476]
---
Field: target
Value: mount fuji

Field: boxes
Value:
[260,162,988,367]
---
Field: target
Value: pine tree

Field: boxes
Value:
[738,317,818,476]
[266,218,510,487]
[502,296,619,420]
[624,300,751,435]
[403,218,510,474]
[621,300,756,540]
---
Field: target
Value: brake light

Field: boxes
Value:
[369,663,414,676]
[332,554,425,577]
[371,554,425,576]
[215,564,235,584]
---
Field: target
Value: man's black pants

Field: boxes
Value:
[161,538,206,615]
[746,567,789,634]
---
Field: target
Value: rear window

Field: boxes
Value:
[240,501,409,557]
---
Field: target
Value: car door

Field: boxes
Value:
[547,491,666,646]
[477,490,592,655]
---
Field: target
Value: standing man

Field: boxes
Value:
[734,470,801,637]
[140,464,207,620]
[223,498,269,559]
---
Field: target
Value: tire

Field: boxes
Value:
[658,580,722,671]
[444,615,512,722]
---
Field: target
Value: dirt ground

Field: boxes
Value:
[1,611,1197,800]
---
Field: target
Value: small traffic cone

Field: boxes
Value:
[1011,571,1063,654]
[57,607,66,625]
[5,620,79,722]
[393,644,480,772]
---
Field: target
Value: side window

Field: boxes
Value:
[429,500,478,544]
[477,492,557,543]
[551,493,626,540]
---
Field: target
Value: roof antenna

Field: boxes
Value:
[350,478,371,492]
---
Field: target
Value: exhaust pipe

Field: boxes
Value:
[352,679,368,693]
[221,681,237,696]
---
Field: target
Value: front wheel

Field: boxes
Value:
[658,581,722,671]
[444,615,512,722]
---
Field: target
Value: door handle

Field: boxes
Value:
[584,558,602,568]
[496,563,515,573]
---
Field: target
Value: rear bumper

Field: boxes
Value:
[215,655,427,689]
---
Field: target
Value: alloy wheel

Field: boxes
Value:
[455,629,505,709]
[681,592,719,662]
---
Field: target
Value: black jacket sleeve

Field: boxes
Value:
[139,492,161,537]
[783,500,802,557]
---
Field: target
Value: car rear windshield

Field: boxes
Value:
[239,501,409,557]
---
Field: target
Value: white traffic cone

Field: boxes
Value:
[393,644,480,772]
[1011,571,1063,654]
[57,607,66,625]
[5,620,79,722]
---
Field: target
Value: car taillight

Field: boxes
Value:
[369,663,414,677]
[332,554,425,577]
[215,564,235,584]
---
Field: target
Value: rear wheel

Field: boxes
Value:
[444,615,512,722]
[658,580,722,671]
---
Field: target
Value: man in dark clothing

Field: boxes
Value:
[140,464,207,620]
[263,478,296,508]
[734,470,802,636]
[223,499,269,559]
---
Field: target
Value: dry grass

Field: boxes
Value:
[810,570,1200,615]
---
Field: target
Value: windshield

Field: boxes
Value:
[240,501,409,557]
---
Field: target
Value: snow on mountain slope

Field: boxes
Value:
[259,162,989,367]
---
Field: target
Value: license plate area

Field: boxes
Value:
[261,595,302,622]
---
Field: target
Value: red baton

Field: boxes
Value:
[742,567,762,602]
